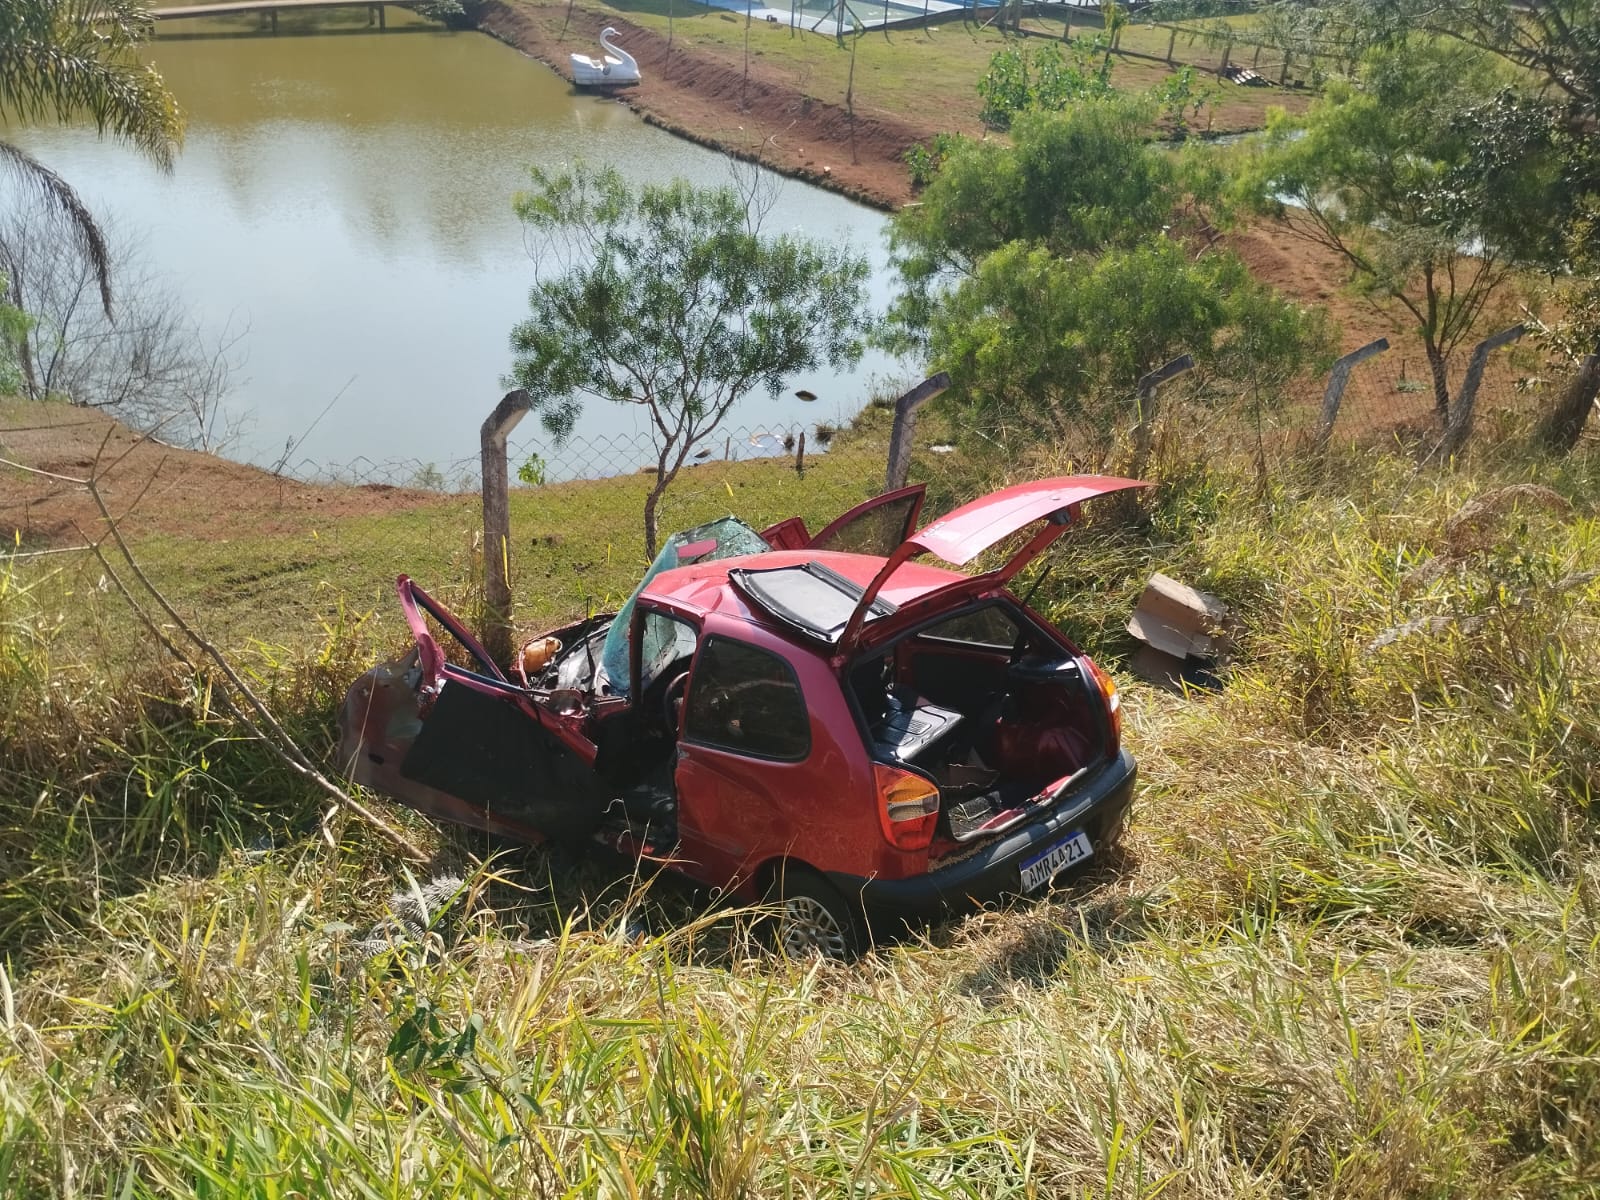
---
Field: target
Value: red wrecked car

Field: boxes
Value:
[338,476,1143,956]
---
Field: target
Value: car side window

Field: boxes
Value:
[637,610,698,695]
[809,492,922,556]
[682,637,810,761]
[917,604,1018,649]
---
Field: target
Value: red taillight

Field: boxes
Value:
[1086,656,1121,746]
[873,763,940,851]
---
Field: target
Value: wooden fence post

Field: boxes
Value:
[1165,25,1176,63]
[1128,355,1195,478]
[481,389,533,666]
[884,372,951,489]
[1313,337,1389,453]
[1439,324,1525,459]
[1128,354,1195,479]
[1536,347,1600,454]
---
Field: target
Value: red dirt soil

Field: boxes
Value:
[0,406,441,550]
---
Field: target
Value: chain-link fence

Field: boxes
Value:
[1112,21,1297,86]
[0,412,907,650]
[3,343,1591,657]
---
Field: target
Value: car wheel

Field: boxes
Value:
[767,866,863,961]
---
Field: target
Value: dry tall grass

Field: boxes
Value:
[2,426,1597,1197]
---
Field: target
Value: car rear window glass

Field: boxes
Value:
[728,562,897,642]
[810,493,921,556]
[683,637,809,761]
[918,605,1018,649]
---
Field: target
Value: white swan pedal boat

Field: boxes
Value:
[570,27,641,88]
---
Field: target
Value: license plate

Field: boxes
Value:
[1019,830,1093,893]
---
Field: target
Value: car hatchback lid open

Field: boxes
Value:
[835,475,1147,656]
[724,476,1146,654]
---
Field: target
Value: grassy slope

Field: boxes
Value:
[551,0,1308,136]
[2,411,1598,1196]
[118,415,904,648]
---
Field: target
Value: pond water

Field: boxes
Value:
[7,12,894,481]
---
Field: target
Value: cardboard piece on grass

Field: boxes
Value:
[1127,573,1232,691]
[1127,573,1230,659]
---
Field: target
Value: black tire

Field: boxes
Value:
[765,864,864,961]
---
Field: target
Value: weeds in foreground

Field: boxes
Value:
[2,435,1598,1196]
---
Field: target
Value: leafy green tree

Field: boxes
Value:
[885,98,1202,349]
[1234,40,1568,423]
[977,37,1115,131]
[1341,0,1600,446]
[1149,66,1218,137]
[508,165,872,557]
[1321,0,1597,121]
[887,98,1326,459]
[1254,7,1598,348]
[928,236,1331,449]
[0,0,183,317]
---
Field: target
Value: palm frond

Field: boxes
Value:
[0,0,183,170]
[0,140,113,316]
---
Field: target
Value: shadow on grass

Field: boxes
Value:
[951,844,1156,996]
[412,825,1155,974]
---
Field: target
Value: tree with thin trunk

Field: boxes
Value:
[1253,1,1600,430]
[507,164,872,558]
[1234,40,1566,424]
[0,0,184,318]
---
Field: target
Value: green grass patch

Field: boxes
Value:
[100,433,896,650]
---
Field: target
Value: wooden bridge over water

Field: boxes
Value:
[152,0,407,32]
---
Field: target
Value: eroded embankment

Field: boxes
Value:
[471,0,924,209]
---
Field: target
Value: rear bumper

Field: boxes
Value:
[826,748,1137,923]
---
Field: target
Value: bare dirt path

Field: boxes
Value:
[0,404,441,550]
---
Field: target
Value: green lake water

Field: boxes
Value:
[9,12,893,479]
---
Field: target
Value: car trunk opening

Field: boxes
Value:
[849,604,1113,851]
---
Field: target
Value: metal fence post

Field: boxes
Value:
[1128,354,1194,479]
[884,371,951,490]
[1313,337,1388,453]
[1439,324,1525,459]
[480,389,532,665]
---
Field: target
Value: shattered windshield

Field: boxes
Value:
[599,517,771,696]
